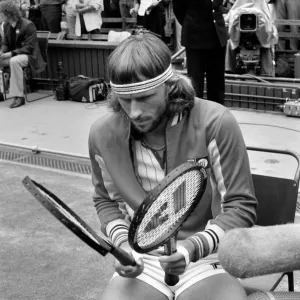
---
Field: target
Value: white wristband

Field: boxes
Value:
[177,245,190,269]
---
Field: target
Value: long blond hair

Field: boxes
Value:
[108,33,195,117]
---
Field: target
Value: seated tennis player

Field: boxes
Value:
[88,31,257,300]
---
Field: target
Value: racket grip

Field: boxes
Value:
[164,237,179,286]
[111,246,136,266]
[165,273,179,286]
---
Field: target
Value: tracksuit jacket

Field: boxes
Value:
[88,98,257,258]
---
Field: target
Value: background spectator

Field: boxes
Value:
[173,0,228,105]
[75,0,104,36]
[101,0,122,29]
[64,0,77,34]
[131,0,169,40]
[274,0,300,50]
[28,0,42,30]
[119,0,134,28]
[0,0,45,108]
[39,0,65,33]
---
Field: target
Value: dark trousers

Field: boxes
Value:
[137,6,166,40]
[40,4,62,33]
[186,46,226,105]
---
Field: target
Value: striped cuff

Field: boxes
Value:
[106,219,130,247]
[186,224,225,262]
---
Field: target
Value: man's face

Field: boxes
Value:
[116,84,168,133]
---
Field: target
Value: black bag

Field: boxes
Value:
[68,75,109,103]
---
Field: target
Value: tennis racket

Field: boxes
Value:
[22,176,135,267]
[128,160,208,286]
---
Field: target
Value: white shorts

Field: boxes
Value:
[112,251,225,300]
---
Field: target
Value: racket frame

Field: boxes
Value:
[128,161,207,254]
[22,176,114,256]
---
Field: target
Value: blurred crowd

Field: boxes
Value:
[8,0,300,52]
[11,0,171,40]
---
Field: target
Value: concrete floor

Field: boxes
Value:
[1,95,299,178]
[1,94,300,299]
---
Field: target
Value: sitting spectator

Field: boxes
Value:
[0,0,45,108]
[75,0,104,36]
[130,0,169,40]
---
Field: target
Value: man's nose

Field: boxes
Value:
[129,100,142,119]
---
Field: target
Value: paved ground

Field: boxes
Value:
[1,94,300,299]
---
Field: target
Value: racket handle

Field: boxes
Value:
[111,246,136,266]
[164,237,180,286]
[165,272,180,286]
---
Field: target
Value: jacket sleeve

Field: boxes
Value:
[12,23,36,56]
[1,24,8,53]
[88,130,130,247]
[183,109,257,262]
[173,0,190,25]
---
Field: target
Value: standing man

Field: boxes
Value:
[173,0,228,105]
[38,0,65,33]
[0,0,45,108]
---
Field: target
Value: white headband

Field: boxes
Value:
[110,65,173,95]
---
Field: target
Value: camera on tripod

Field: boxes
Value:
[236,13,261,75]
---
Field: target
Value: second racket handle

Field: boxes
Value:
[111,246,136,266]
[164,237,180,286]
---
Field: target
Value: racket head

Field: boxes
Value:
[128,161,207,253]
[22,176,112,256]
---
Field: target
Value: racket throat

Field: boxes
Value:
[164,236,177,256]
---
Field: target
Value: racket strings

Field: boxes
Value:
[136,170,203,248]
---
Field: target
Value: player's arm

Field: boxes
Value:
[89,129,144,277]
[162,110,258,269]
[208,109,257,230]
[88,132,130,248]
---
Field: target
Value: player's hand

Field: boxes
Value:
[158,244,189,276]
[114,242,144,278]
[0,52,12,59]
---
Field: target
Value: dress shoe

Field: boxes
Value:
[10,97,25,108]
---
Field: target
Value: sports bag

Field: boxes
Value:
[68,75,109,102]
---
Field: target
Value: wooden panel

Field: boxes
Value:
[248,85,257,110]
[232,84,240,107]
[241,85,249,108]
[265,86,274,111]
[224,84,232,107]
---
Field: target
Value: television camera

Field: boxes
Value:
[236,13,262,75]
